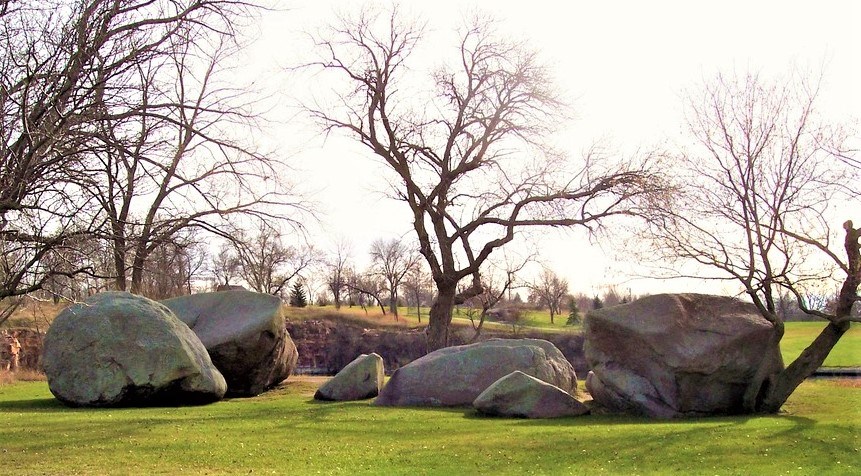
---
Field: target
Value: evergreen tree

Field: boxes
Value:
[566,300,580,326]
[592,295,603,310]
[289,281,308,307]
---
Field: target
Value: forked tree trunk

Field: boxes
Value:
[427,286,457,352]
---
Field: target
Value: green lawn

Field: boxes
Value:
[781,322,861,368]
[0,378,858,475]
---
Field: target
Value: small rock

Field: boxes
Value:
[314,353,385,401]
[474,371,590,418]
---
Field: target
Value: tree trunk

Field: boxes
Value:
[389,293,398,320]
[427,286,456,352]
[758,320,850,413]
[129,246,148,295]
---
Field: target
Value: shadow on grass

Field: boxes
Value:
[0,397,66,412]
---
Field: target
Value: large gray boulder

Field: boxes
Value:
[375,338,577,407]
[314,353,385,401]
[162,290,298,397]
[42,292,226,407]
[584,293,783,418]
[474,371,590,418]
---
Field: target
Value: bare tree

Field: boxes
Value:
[309,8,666,350]
[402,262,432,322]
[529,268,569,323]
[466,254,532,341]
[0,0,279,315]
[369,238,421,319]
[645,70,860,413]
[344,272,388,316]
[210,243,242,288]
[233,224,315,298]
[85,10,301,294]
[325,239,352,309]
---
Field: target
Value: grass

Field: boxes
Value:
[781,322,861,368]
[0,377,858,475]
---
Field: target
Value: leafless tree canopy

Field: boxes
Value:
[231,224,315,298]
[0,0,305,317]
[529,268,569,323]
[369,237,420,318]
[644,70,860,412]
[309,7,668,350]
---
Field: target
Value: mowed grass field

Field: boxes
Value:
[1,302,859,474]
[0,377,858,475]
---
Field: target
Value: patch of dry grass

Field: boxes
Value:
[0,369,46,385]
[285,305,422,329]
[1,297,68,330]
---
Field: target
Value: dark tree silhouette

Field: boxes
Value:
[308,7,667,350]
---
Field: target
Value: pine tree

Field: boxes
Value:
[592,295,603,310]
[289,281,307,307]
[566,300,580,326]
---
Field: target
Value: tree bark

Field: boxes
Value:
[427,286,456,351]
[759,321,850,413]
[757,222,858,413]
[389,293,398,320]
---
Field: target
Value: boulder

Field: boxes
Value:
[474,371,590,418]
[314,353,385,401]
[584,293,783,418]
[42,292,226,407]
[162,290,298,397]
[375,338,577,407]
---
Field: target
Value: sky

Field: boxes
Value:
[237,0,860,297]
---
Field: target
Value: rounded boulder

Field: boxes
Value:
[473,371,590,418]
[314,353,385,401]
[374,338,577,407]
[42,292,227,407]
[162,290,298,396]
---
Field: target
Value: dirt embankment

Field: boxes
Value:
[3,318,587,378]
[286,319,587,376]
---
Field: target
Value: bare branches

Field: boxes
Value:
[1,0,307,299]
[308,6,667,349]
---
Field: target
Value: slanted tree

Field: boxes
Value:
[645,70,859,413]
[309,7,667,350]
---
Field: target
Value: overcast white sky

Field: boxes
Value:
[240,0,859,297]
